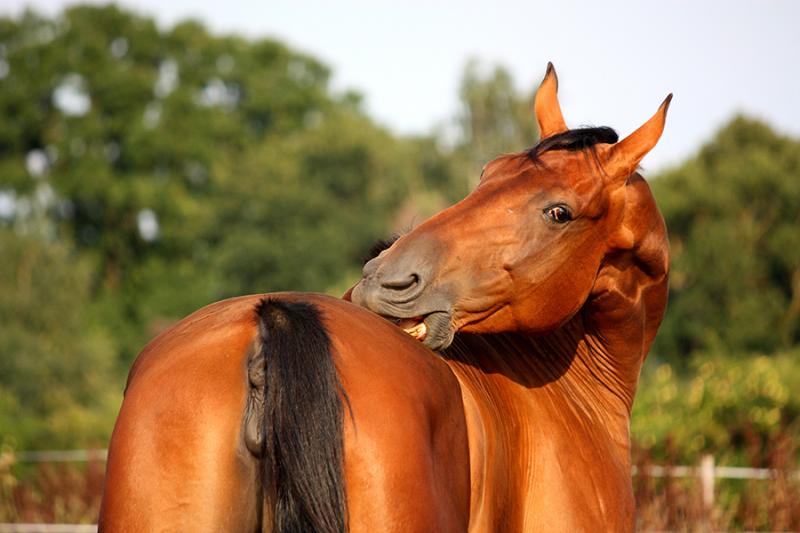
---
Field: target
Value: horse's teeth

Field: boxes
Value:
[403,321,427,341]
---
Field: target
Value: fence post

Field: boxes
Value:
[700,454,715,528]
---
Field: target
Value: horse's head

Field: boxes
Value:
[351,64,671,350]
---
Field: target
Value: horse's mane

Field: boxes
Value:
[527,126,618,161]
[363,235,400,265]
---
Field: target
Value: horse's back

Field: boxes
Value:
[99,293,470,532]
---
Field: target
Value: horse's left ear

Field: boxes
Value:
[605,94,672,181]
[534,62,568,139]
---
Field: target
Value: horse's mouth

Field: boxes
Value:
[394,316,428,341]
[387,311,454,350]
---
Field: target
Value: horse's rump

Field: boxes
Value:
[99,293,470,532]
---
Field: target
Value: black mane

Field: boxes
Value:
[362,235,400,265]
[527,126,618,160]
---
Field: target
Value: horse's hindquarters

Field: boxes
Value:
[98,296,263,532]
[99,394,261,532]
[98,293,471,532]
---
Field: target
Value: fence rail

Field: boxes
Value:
[10,450,108,463]
[4,450,799,532]
[633,462,800,480]
[0,525,97,533]
[11,448,798,479]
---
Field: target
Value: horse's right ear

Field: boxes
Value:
[534,62,568,139]
[605,94,672,181]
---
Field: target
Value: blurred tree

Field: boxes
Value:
[632,351,800,464]
[0,5,460,368]
[454,59,538,189]
[0,228,119,449]
[209,108,410,296]
[4,4,797,460]
[651,116,800,360]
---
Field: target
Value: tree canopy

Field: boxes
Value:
[1,5,799,458]
[650,116,800,361]
[0,5,465,448]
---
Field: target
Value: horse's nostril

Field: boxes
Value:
[380,273,420,292]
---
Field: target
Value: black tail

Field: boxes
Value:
[254,298,348,533]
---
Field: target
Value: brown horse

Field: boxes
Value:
[99,64,670,532]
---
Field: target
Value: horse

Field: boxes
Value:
[98,63,671,532]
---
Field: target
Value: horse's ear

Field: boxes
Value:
[605,94,672,181]
[534,62,568,139]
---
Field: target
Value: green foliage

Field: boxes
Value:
[0,228,120,449]
[0,4,335,298]
[633,351,800,464]
[0,4,466,448]
[208,109,409,297]
[454,59,538,189]
[0,4,798,473]
[0,4,464,361]
[651,116,800,359]
[636,116,800,464]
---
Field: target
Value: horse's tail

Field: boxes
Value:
[251,298,348,533]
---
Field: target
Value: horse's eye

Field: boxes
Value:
[544,205,573,224]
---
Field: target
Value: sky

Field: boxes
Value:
[2,0,799,171]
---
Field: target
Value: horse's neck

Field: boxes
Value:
[442,318,637,527]
[582,172,670,390]
[443,314,639,449]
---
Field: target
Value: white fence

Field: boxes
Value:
[3,450,799,533]
[0,526,97,533]
[634,454,800,511]
[11,450,108,463]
